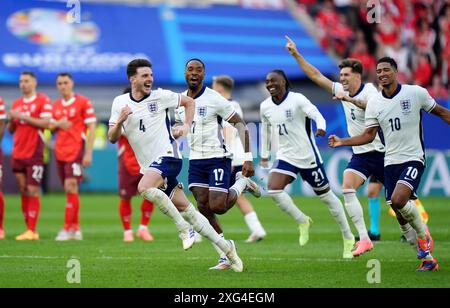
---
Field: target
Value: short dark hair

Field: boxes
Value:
[21,71,36,79]
[56,72,73,80]
[270,69,292,91]
[338,59,363,75]
[127,59,152,79]
[185,58,206,70]
[213,75,234,92]
[377,57,398,71]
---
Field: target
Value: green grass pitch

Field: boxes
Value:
[0,194,448,288]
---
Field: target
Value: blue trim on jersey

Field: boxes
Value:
[377,127,385,146]
[419,111,426,164]
[217,115,228,154]
[272,90,290,105]
[382,84,402,99]
[129,92,150,103]
[305,117,321,165]
[165,109,179,157]
[193,86,207,99]
[350,83,365,98]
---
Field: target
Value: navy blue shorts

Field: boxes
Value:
[384,161,425,204]
[270,159,330,193]
[149,157,183,198]
[188,158,232,193]
[345,151,385,184]
[229,165,243,187]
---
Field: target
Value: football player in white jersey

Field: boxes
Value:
[329,57,450,271]
[175,59,260,270]
[285,36,381,256]
[260,69,355,259]
[108,59,243,272]
[212,75,267,244]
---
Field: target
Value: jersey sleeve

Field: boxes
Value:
[416,86,437,113]
[160,89,181,110]
[40,95,53,118]
[83,99,97,124]
[232,102,244,119]
[218,96,236,121]
[0,97,6,120]
[332,82,344,97]
[109,97,121,126]
[365,97,380,128]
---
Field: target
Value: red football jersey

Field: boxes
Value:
[52,94,96,162]
[0,96,6,122]
[11,93,52,160]
[118,136,141,176]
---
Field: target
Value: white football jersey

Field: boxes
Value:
[109,89,181,172]
[365,84,437,166]
[223,100,245,167]
[260,91,324,169]
[174,87,236,160]
[332,82,385,154]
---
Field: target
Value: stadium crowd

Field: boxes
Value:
[295,0,450,100]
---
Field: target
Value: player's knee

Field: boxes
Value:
[390,195,408,209]
[367,190,379,199]
[209,200,227,215]
[140,187,161,203]
[137,183,151,195]
[64,181,78,194]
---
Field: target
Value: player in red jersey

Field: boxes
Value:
[8,71,52,241]
[50,73,97,241]
[0,96,6,240]
[118,136,155,242]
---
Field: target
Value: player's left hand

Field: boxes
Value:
[9,109,23,120]
[242,161,255,177]
[316,129,326,137]
[334,91,352,103]
[328,134,343,148]
[172,123,190,138]
[82,152,93,167]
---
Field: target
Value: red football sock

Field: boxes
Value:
[21,195,29,229]
[119,199,132,231]
[140,199,154,226]
[65,193,80,231]
[27,196,40,232]
[0,192,5,230]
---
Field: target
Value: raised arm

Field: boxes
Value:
[172,95,195,138]
[328,127,378,148]
[285,35,334,94]
[108,105,132,144]
[430,104,450,125]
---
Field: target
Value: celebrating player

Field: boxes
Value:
[212,75,267,243]
[260,69,355,258]
[108,59,243,272]
[50,73,97,241]
[8,71,52,241]
[329,57,450,271]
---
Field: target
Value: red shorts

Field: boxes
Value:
[56,148,84,185]
[119,159,142,199]
[12,157,44,186]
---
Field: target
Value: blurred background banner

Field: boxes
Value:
[0,0,336,85]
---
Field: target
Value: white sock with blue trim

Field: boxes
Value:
[268,190,309,224]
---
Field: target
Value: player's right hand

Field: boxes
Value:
[172,123,190,138]
[260,158,269,169]
[58,117,72,130]
[285,35,299,56]
[328,135,343,148]
[118,105,133,124]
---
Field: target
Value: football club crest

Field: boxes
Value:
[147,102,158,114]
[400,99,411,115]
[198,106,207,117]
[285,109,293,120]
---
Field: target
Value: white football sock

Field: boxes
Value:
[343,189,369,241]
[181,204,229,257]
[320,190,354,240]
[230,178,247,196]
[244,211,266,236]
[398,200,427,238]
[141,188,189,232]
[268,190,308,224]
[400,223,418,246]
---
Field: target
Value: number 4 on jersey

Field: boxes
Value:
[139,119,146,132]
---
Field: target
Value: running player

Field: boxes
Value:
[260,69,355,259]
[329,57,450,271]
[8,71,52,241]
[108,59,243,272]
[212,75,267,243]
[51,73,96,241]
